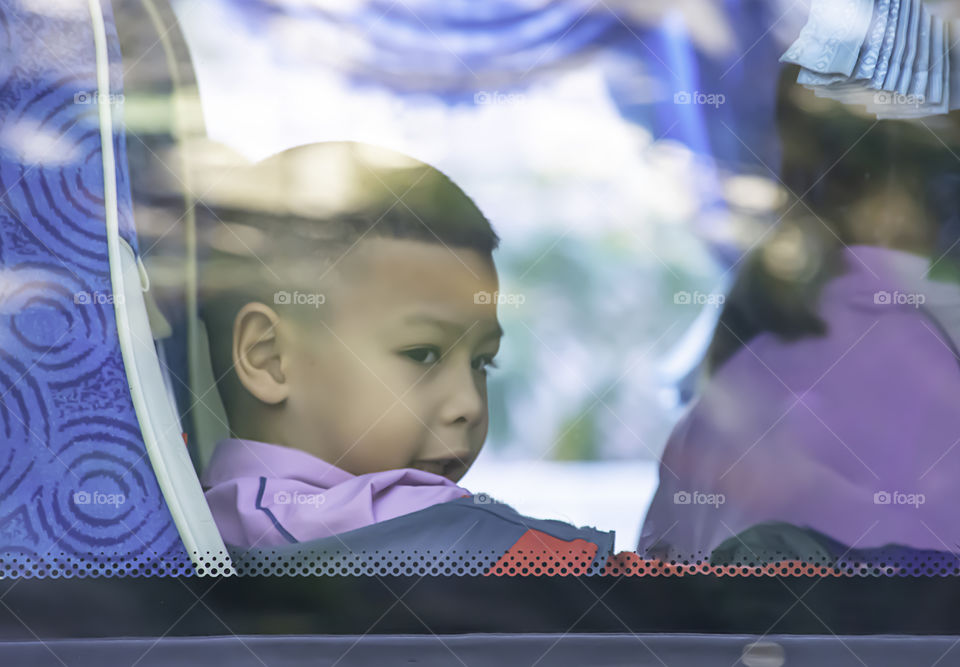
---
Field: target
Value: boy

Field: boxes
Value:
[195,142,614,571]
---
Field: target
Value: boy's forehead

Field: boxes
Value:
[338,236,497,289]
[332,236,500,324]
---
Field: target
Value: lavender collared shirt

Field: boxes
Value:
[201,439,471,548]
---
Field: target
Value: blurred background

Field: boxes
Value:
[169,0,806,551]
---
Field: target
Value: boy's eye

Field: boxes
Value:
[402,347,441,364]
[472,355,498,374]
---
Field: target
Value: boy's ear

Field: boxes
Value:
[232,302,289,405]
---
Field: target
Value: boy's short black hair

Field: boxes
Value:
[196,140,499,281]
[195,141,499,417]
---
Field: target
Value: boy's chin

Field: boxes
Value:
[409,458,469,482]
[444,466,468,484]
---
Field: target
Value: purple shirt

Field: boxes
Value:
[201,439,471,548]
[640,246,960,557]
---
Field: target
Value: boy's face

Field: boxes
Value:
[279,237,501,482]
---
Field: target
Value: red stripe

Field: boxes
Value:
[487,529,599,576]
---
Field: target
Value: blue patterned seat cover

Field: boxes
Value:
[0,0,191,575]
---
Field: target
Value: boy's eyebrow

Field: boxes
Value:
[403,314,503,340]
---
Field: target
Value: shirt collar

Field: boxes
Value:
[200,438,353,490]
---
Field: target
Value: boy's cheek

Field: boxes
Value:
[340,403,427,462]
[354,352,423,394]
[338,434,425,475]
[473,419,490,453]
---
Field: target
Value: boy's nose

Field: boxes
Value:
[439,365,485,428]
